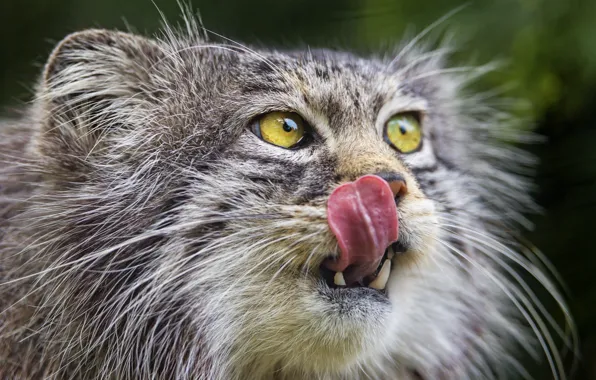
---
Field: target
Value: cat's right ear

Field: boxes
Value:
[37,29,165,162]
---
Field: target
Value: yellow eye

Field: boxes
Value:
[384,113,422,153]
[253,111,308,149]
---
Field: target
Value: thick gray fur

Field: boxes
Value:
[0,14,573,380]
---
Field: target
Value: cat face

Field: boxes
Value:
[177,47,443,373]
[27,25,544,378]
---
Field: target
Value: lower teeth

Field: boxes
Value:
[328,246,397,290]
[368,259,391,290]
[333,271,346,286]
[387,246,395,260]
[331,258,392,290]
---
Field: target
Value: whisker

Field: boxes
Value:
[438,217,577,352]
[434,237,565,380]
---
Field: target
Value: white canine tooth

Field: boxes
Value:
[334,271,346,286]
[387,246,395,260]
[368,259,391,290]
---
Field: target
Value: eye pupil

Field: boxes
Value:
[399,125,407,135]
[282,119,297,133]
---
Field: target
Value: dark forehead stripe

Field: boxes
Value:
[371,93,388,117]
[237,56,296,95]
[240,81,284,95]
[238,62,286,94]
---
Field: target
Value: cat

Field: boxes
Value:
[0,14,574,380]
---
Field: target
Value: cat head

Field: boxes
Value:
[25,21,559,379]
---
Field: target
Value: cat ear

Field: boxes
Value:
[37,29,164,160]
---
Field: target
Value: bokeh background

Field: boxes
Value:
[1,0,595,378]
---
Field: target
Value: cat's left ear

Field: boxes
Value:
[36,29,165,167]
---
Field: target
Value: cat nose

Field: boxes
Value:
[375,172,408,201]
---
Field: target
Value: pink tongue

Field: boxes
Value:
[326,175,399,279]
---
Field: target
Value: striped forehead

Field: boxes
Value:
[237,49,422,144]
[280,59,401,136]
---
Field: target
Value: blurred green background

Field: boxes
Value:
[1,0,595,378]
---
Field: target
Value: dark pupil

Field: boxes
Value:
[282,118,297,133]
[399,123,407,135]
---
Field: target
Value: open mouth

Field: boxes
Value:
[320,242,406,294]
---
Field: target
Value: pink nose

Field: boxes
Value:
[324,174,404,284]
